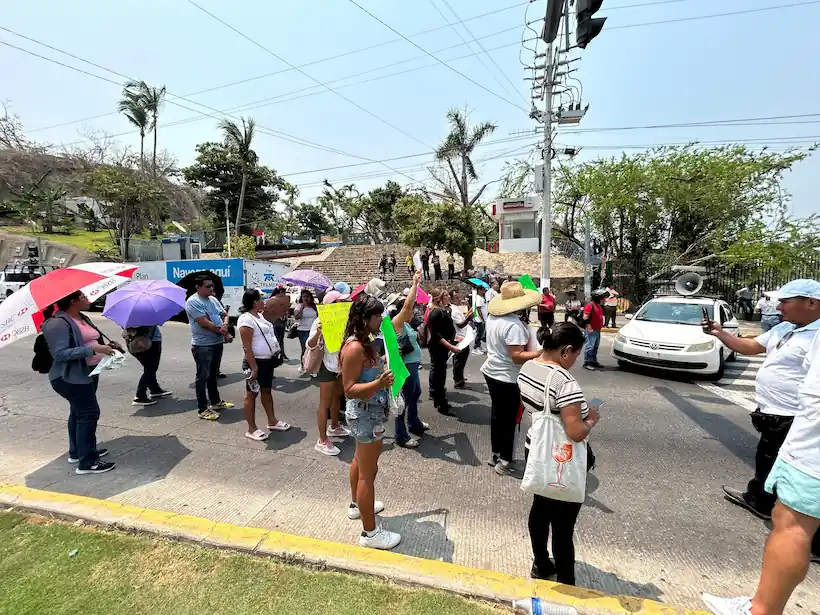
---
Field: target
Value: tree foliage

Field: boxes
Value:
[223,234,256,258]
[721,215,820,276]
[181,141,286,233]
[394,194,476,259]
[316,180,404,243]
[12,183,72,233]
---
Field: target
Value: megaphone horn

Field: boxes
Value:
[675,272,703,296]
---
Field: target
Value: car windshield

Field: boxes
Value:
[636,302,713,325]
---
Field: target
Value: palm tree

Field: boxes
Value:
[125,80,166,179]
[218,117,257,235]
[435,108,497,209]
[117,89,149,173]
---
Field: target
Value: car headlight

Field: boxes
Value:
[615,333,628,344]
[687,340,715,352]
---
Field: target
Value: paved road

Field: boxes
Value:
[0,321,817,614]
[694,355,762,413]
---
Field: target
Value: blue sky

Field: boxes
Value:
[2,0,819,217]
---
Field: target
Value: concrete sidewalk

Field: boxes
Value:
[0,321,816,613]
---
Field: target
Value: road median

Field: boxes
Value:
[0,483,708,615]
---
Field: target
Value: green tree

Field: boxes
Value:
[86,167,166,259]
[296,202,331,241]
[12,183,71,233]
[122,80,167,179]
[223,234,257,258]
[181,140,285,233]
[394,194,476,260]
[721,215,820,276]
[317,180,404,243]
[117,88,150,173]
[217,117,257,235]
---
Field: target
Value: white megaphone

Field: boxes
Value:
[675,272,703,296]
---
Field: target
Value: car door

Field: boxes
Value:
[719,302,740,336]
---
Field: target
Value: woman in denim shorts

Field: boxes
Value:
[340,294,399,550]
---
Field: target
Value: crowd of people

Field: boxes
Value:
[38,266,820,613]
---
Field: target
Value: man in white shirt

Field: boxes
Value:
[704,279,820,521]
[485,280,500,304]
[703,322,820,615]
[472,287,488,355]
[756,293,782,333]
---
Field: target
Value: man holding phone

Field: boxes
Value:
[702,279,820,560]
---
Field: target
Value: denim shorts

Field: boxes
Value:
[345,399,388,444]
[765,456,820,519]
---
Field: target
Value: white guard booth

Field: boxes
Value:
[488,197,539,253]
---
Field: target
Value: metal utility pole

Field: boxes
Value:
[583,217,592,301]
[539,45,553,290]
[224,197,232,257]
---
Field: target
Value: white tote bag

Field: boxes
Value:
[521,370,587,503]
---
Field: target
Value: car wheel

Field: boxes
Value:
[709,349,725,381]
[5,289,12,297]
[617,360,629,371]
[727,350,737,362]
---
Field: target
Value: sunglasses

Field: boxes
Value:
[203,284,214,289]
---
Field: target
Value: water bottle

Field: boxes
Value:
[243,368,260,393]
[512,598,577,615]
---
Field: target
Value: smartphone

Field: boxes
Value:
[701,307,712,333]
[588,397,604,409]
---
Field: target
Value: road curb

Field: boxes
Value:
[0,483,708,615]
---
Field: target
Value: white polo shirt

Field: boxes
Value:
[755,319,820,416]
[780,330,820,479]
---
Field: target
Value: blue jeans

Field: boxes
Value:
[474,321,486,349]
[396,362,423,442]
[761,314,782,332]
[584,330,601,365]
[51,376,100,469]
[192,344,223,411]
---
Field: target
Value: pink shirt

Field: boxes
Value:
[75,318,102,366]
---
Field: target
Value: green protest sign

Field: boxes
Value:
[380,316,410,397]
[518,274,538,291]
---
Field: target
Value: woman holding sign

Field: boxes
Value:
[391,271,428,448]
[309,290,352,456]
[340,294,399,550]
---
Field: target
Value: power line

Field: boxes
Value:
[186,0,434,154]
[346,0,529,112]
[0,28,420,179]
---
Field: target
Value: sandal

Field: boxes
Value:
[268,421,291,432]
[245,429,269,441]
[198,409,220,421]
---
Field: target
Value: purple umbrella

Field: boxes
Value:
[103,279,187,327]
[281,269,332,290]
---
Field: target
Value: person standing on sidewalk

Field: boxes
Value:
[481,281,542,476]
[428,287,459,415]
[537,287,556,330]
[485,279,500,304]
[269,287,289,361]
[472,286,488,355]
[340,294,399,550]
[447,253,455,279]
[238,289,290,442]
[186,276,234,421]
[130,325,171,407]
[703,279,820,559]
[582,291,606,371]
[702,317,820,615]
[294,289,318,373]
[420,250,430,281]
[43,292,117,475]
[432,252,443,281]
[757,293,782,333]
[449,289,472,389]
[603,287,619,329]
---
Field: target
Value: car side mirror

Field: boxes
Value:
[624,314,633,320]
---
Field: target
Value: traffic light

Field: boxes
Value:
[576,0,606,49]
[541,0,563,44]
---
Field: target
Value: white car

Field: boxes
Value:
[611,295,740,379]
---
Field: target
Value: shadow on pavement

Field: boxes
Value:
[271,378,314,394]
[570,562,664,604]
[186,372,246,388]
[265,426,308,451]
[655,386,756,468]
[25,434,190,499]
[452,403,491,426]
[380,507,454,563]
[584,474,614,514]
[132,398,199,417]
[417,431,480,467]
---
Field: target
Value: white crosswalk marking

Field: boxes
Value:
[695,355,765,411]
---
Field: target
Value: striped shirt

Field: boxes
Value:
[518,360,588,418]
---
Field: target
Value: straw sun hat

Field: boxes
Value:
[488,281,542,316]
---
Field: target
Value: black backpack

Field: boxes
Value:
[31,317,75,374]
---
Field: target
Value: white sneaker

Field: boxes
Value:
[471,348,485,355]
[347,501,385,520]
[702,595,752,615]
[327,425,351,438]
[359,526,401,550]
[314,439,341,456]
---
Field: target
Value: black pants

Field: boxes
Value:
[452,346,469,385]
[603,305,617,328]
[448,264,455,279]
[485,375,521,463]
[434,265,442,280]
[134,341,162,398]
[474,321,486,349]
[422,265,430,280]
[529,495,583,585]
[746,411,794,514]
[430,350,450,411]
[192,344,224,411]
[273,322,286,358]
[51,376,100,469]
[538,311,555,329]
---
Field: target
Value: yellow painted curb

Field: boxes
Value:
[0,483,708,615]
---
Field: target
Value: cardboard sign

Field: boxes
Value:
[317,302,352,353]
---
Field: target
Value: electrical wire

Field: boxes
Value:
[346,0,529,112]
